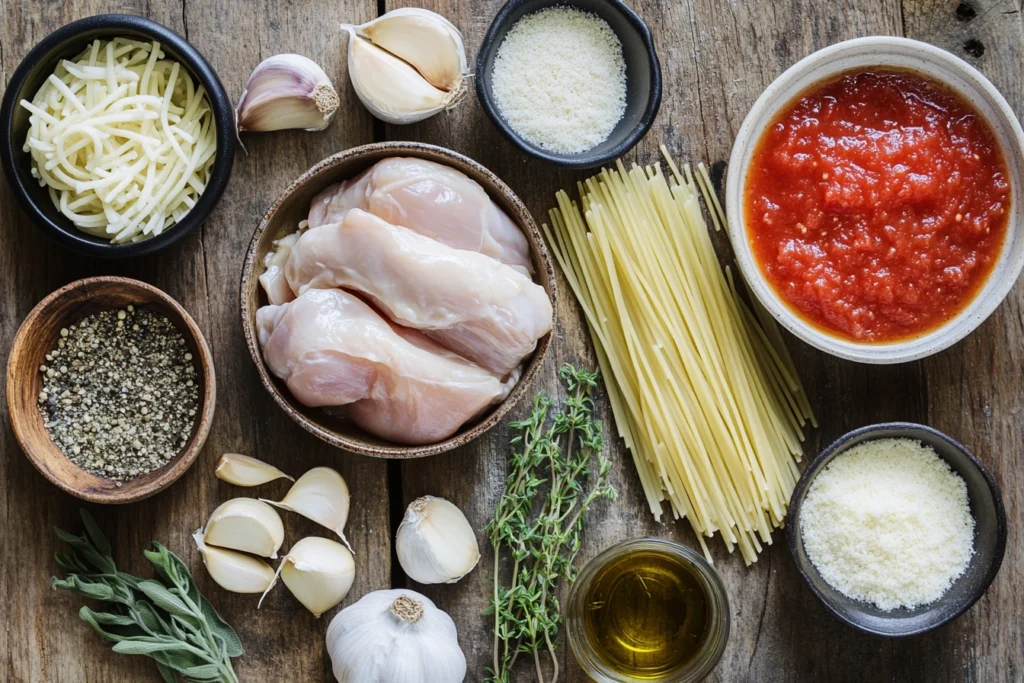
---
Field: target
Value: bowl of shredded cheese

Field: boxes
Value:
[476,0,661,168]
[0,14,235,257]
[787,423,1006,637]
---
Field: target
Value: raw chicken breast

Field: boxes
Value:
[307,157,533,274]
[256,288,513,445]
[285,209,552,375]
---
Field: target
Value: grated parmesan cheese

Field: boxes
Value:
[490,7,626,154]
[801,438,975,611]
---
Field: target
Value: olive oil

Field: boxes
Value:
[581,550,711,679]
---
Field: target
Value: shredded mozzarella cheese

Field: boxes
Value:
[20,38,216,243]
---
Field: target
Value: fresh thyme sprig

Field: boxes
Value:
[53,510,241,683]
[485,364,617,683]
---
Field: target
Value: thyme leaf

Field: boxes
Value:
[485,365,617,683]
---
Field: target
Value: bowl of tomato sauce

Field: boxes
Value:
[726,37,1024,364]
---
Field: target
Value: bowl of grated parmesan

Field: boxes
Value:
[0,14,236,258]
[787,423,1006,637]
[476,0,661,168]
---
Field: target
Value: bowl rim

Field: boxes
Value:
[474,0,662,169]
[724,36,1024,364]
[239,141,557,459]
[0,13,236,259]
[786,421,1008,637]
[5,276,216,503]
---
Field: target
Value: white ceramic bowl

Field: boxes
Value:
[726,36,1024,364]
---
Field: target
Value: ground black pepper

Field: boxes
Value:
[38,305,199,484]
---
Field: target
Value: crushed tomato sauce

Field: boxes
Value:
[745,70,1010,342]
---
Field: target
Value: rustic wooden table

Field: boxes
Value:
[2,0,1022,681]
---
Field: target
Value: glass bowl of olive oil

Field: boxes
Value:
[566,538,730,682]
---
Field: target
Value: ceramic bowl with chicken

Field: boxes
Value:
[240,142,557,458]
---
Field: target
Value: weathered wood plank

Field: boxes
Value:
[903,2,1024,682]
[3,0,1024,681]
[0,0,385,681]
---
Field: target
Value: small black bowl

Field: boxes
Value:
[787,422,1006,637]
[475,0,662,168]
[0,14,236,258]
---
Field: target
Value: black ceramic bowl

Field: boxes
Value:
[0,14,235,258]
[787,422,1006,637]
[475,0,661,168]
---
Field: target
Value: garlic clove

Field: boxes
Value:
[236,53,339,133]
[215,453,294,487]
[327,589,466,683]
[260,466,352,550]
[342,28,452,125]
[396,495,479,584]
[193,529,277,594]
[203,498,285,559]
[260,536,355,617]
[359,8,467,92]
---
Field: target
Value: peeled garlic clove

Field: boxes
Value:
[236,53,339,133]
[215,453,294,487]
[193,529,277,594]
[342,28,451,125]
[359,8,467,92]
[203,498,285,559]
[260,537,355,617]
[261,466,352,550]
[396,495,479,584]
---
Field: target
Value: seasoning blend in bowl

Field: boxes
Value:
[566,538,729,682]
[6,276,215,503]
[38,306,200,482]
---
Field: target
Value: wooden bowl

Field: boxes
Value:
[240,142,557,458]
[6,277,216,503]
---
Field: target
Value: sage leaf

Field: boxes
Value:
[155,661,176,683]
[79,509,112,557]
[136,581,193,618]
[112,639,193,656]
[200,595,243,658]
[53,517,241,683]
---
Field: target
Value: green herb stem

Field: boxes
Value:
[485,365,617,683]
[53,510,242,683]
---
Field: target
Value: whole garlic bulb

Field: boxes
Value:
[396,496,479,584]
[327,589,466,683]
[341,8,468,125]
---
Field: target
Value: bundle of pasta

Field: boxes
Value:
[543,147,816,564]
[20,38,216,243]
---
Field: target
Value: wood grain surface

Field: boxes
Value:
[1,0,1021,681]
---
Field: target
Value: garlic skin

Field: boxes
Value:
[193,529,277,594]
[327,589,466,683]
[236,54,339,133]
[203,498,285,559]
[262,467,352,550]
[260,537,355,618]
[215,453,294,487]
[396,496,479,584]
[360,8,467,92]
